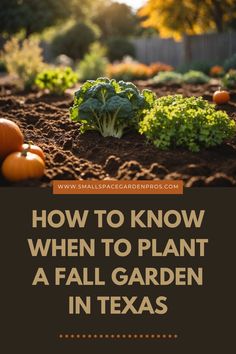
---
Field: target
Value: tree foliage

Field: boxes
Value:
[139,0,236,39]
[94,2,137,39]
[51,21,98,60]
[0,0,97,36]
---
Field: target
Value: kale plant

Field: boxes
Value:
[70,77,156,138]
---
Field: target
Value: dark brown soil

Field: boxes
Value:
[0,80,236,187]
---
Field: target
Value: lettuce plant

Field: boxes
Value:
[70,77,156,138]
[36,67,78,95]
[182,70,210,84]
[139,95,235,152]
[152,71,183,85]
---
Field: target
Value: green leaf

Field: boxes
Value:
[142,89,156,107]
[78,98,102,120]
[70,77,153,138]
[139,95,235,152]
[105,96,133,118]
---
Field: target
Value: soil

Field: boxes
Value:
[0,78,236,187]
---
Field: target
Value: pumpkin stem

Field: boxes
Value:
[21,149,28,157]
[26,141,34,150]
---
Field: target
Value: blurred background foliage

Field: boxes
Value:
[139,0,236,39]
[0,0,236,84]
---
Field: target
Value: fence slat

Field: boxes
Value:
[132,31,236,66]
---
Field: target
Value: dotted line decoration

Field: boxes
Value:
[59,333,178,340]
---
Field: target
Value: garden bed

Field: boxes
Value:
[0,80,236,187]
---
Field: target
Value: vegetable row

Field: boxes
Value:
[70,78,235,152]
[0,78,235,184]
[2,37,236,94]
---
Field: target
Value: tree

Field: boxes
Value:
[94,2,137,39]
[138,0,236,40]
[0,0,94,36]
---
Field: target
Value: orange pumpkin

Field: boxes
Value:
[1,151,45,182]
[0,118,24,159]
[21,142,45,161]
[213,89,230,105]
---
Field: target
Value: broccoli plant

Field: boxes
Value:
[139,95,236,152]
[70,77,156,138]
[35,67,78,95]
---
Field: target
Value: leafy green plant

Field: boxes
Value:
[224,54,236,72]
[35,67,78,95]
[2,36,45,89]
[139,95,235,152]
[152,71,183,85]
[222,70,236,89]
[78,43,108,81]
[70,77,156,138]
[182,70,210,84]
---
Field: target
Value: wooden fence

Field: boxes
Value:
[132,31,236,66]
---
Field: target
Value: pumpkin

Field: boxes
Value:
[1,151,45,182]
[213,89,230,105]
[0,118,24,159]
[21,142,45,161]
